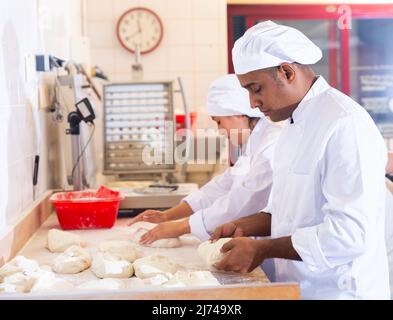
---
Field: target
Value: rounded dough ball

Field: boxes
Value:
[99,241,137,262]
[91,252,133,279]
[197,238,232,269]
[52,245,91,274]
[47,229,82,253]
[133,254,182,279]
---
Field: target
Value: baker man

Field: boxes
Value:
[129,75,282,248]
[210,21,390,299]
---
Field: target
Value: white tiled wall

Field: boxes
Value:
[85,0,228,128]
[0,0,82,236]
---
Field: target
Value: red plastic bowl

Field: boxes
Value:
[50,186,125,230]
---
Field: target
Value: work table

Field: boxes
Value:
[0,194,300,300]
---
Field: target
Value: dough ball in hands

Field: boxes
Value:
[99,241,137,262]
[133,254,182,279]
[47,229,83,253]
[197,238,232,269]
[52,245,91,274]
[91,252,134,279]
[129,222,181,248]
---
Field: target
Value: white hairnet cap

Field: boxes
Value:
[207,74,263,118]
[233,20,322,75]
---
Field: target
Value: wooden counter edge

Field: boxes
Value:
[0,190,54,267]
[95,283,301,300]
[16,282,300,300]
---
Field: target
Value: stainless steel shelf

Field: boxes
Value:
[103,82,175,175]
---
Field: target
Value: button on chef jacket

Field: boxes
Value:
[265,76,390,299]
[184,117,282,241]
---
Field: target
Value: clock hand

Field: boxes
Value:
[128,29,141,39]
[137,20,142,33]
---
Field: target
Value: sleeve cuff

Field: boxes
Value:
[182,192,204,212]
[291,226,333,274]
[189,210,211,242]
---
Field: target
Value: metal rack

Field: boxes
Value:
[103,82,175,178]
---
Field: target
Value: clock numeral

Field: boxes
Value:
[123,20,129,25]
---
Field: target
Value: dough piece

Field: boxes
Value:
[133,254,182,279]
[47,229,82,253]
[164,270,220,288]
[52,245,91,274]
[91,252,133,279]
[77,279,125,291]
[0,256,40,281]
[2,272,36,293]
[0,283,21,294]
[30,270,74,293]
[129,222,181,248]
[148,274,172,286]
[99,241,137,262]
[197,238,232,269]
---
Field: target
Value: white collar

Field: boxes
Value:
[291,76,330,124]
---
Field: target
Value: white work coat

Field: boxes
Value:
[266,76,390,299]
[385,183,393,298]
[185,117,282,241]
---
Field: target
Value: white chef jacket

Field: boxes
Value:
[266,76,390,299]
[185,117,282,241]
[385,183,393,299]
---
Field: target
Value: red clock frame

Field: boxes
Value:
[116,7,164,55]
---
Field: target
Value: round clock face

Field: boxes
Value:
[116,7,164,54]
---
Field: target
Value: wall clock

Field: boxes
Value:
[116,7,164,54]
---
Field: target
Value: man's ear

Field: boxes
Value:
[279,63,296,83]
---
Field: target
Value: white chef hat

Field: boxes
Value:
[233,20,322,75]
[207,74,263,118]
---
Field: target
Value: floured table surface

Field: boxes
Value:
[5,214,269,297]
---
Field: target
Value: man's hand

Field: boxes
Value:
[127,210,168,226]
[210,222,244,242]
[139,220,190,245]
[214,238,271,273]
